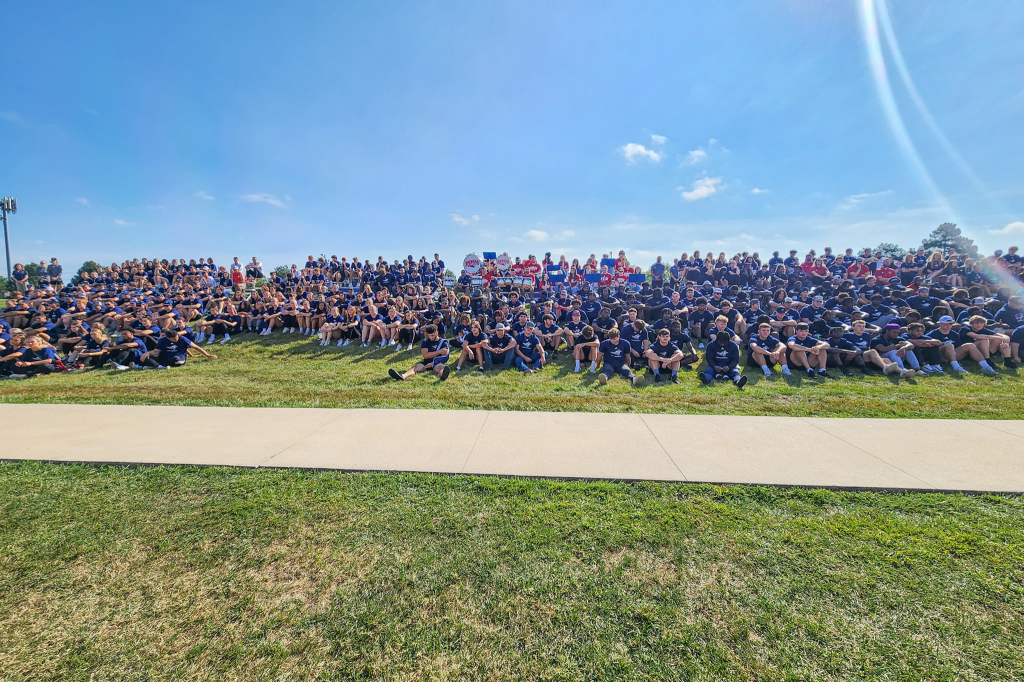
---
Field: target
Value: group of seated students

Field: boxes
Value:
[3,244,1023,388]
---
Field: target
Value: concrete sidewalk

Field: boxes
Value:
[2,404,1022,492]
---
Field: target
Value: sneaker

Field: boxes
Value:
[670,375,680,384]
[842,368,852,377]
[883,363,901,375]
[654,374,662,383]
[698,342,705,349]
[981,365,997,375]
[1005,359,1019,369]
[220,336,230,344]
[806,367,815,376]
[389,368,405,381]
[551,351,558,360]
[589,363,597,374]
[632,375,644,387]
[574,365,581,373]
[818,368,827,377]
[781,366,792,376]
[930,365,944,374]
[9,374,27,380]
[734,375,748,388]
[523,368,533,374]
[113,363,130,371]
[477,366,485,372]
[762,366,772,376]
[128,362,137,371]
[597,373,608,386]
[439,365,451,381]
[899,368,916,379]
[953,365,968,374]
[698,373,710,385]
[342,340,350,346]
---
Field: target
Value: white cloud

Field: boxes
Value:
[990,221,1024,235]
[74,197,89,206]
[524,229,550,241]
[651,134,667,145]
[238,192,287,208]
[679,177,723,202]
[0,111,24,124]
[560,230,575,238]
[684,149,707,165]
[450,213,471,226]
[621,143,663,164]
[750,188,769,194]
[195,190,215,200]
[838,190,893,210]
[113,218,134,226]
[471,215,480,221]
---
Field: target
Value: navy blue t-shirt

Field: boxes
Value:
[156,336,193,361]
[598,339,629,367]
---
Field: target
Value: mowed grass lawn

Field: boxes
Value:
[1,333,1023,417]
[1,463,1021,681]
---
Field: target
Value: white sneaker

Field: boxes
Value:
[899,368,916,379]
[114,363,129,371]
[930,365,944,374]
[883,363,900,375]
[221,335,231,344]
[343,340,350,346]
[762,366,772,376]
[781,366,792,376]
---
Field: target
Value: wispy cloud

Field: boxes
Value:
[679,177,723,202]
[621,143,663,164]
[238,192,287,208]
[113,218,135,226]
[74,197,89,206]
[195,190,215,201]
[838,190,893,210]
[524,229,550,241]
[650,134,667,145]
[990,221,1024,235]
[684,149,707,165]
[471,215,480,221]
[751,188,769,194]
[0,111,24,124]
[451,213,471,226]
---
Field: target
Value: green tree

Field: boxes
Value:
[921,223,974,254]
[74,260,103,283]
[874,243,908,260]
[273,265,290,278]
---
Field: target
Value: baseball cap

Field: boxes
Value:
[712,288,722,293]
[494,323,506,330]
[938,316,954,324]
[525,321,535,328]
[783,297,793,303]
[973,297,987,305]
[995,249,1004,255]
[812,295,823,302]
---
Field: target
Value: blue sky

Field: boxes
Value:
[2,0,1023,272]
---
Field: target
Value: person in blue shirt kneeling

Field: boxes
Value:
[700,326,747,388]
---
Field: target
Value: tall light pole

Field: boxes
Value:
[1,197,16,280]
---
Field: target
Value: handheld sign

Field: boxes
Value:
[601,258,616,269]
[584,273,601,283]
[470,276,483,286]
[495,254,512,271]
[628,273,646,283]
[546,264,561,271]
[549,273,566,283]
[463,254,482,274]
[482,251,497,261]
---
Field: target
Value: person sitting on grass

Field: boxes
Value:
[699,325,746,388]
[107,328,161,371]
[456,320,488,372]
[394,310,420,351]
[643,328,684,383]
[1011,323,1024,366]
[925,316,994,374]
[747,322,791,377]
[8,336,59,379]
[535,313,563,360]
[482,323,517,371]
[869,323,918,379]
[901,322,945,375]
[389,323,451,382]
[72,328,112,369]
[668,320,701,367]
[960,314,1015,368]
[787,322,831,378]
[572,324,600,374]
[596,327,643,387]
[514,322,545,373]
[824,325,861,377]
[360,303,386,347]
[151,328,217,368]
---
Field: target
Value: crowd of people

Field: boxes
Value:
[2,244,1023,388]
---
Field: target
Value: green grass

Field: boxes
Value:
[2,333,1023,418]
[1,462,1021,680]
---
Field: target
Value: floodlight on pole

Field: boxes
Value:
[1,197,17,281]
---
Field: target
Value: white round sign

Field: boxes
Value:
[495,254,512,272]
[463,253,482,274]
